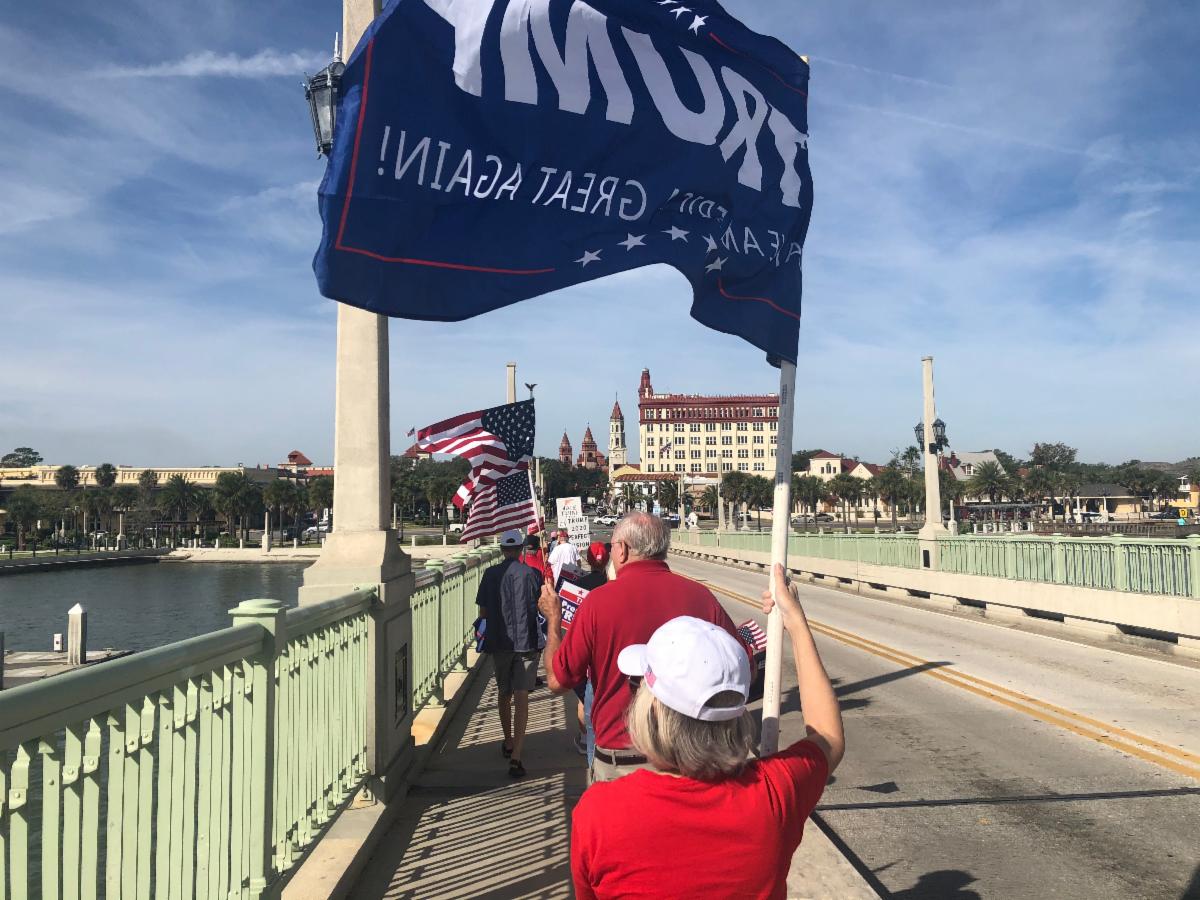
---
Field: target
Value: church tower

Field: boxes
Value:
[638,367,654,399]
[558,432,573,466]
[608,399,627,470]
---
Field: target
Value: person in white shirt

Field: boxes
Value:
[548,529,580,583]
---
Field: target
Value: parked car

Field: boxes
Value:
[302,524,330,540]
[663,513,681,525]
[448,523,466,533]
[594,514,617,526]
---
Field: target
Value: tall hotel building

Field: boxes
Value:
[635,369,780,476]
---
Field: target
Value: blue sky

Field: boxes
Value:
[1,0,1197,469]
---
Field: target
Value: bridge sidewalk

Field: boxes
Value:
[350,663,879,899]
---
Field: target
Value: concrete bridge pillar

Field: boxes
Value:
[299,0,414,802]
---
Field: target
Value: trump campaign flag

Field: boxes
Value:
[314,0,812,362]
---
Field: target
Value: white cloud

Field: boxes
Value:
[98,49,330,79]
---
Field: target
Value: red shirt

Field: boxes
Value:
[571,740,829,900]
[551,559,743,749]
[518,550,548,580]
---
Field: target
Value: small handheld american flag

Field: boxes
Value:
[737,619,769,655]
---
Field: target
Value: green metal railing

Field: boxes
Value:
[0,546,499,898]
[683,531,1200,598]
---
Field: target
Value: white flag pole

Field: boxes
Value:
[759,359,796,755]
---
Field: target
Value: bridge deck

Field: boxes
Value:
[352,654,876,898]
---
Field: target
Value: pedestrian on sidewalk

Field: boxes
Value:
[519,531,548,580]
[563,541,610,758]
[548,528,580,583]
[537,512,752,783]
[476,529,545,778]
[570,565,844,899]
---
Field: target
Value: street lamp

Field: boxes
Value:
[303,36,344,157]
[914,419,950,455]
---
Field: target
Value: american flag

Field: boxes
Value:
[458,468,539,542]
[415,400,536,506]
[737,619,768,654]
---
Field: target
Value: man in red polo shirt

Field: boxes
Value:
[538,511,751,783]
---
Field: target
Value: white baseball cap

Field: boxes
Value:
[499,529,523,547]
[617,616,750,722]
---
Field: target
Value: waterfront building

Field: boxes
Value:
[0,463,280,490]
[635,368,779,476]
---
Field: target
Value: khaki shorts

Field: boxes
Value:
[589,749,655,784]
[493,651,539,696]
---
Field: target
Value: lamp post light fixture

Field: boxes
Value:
[304,35,345,157]
[914,419,950,456]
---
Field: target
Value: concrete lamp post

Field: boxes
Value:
[915,357,949,566]
[298,0,415,804]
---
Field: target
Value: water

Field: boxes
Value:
[0,561,308,652]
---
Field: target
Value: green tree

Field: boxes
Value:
[1029,442,1077,470]
[263,479,298,541]
[746,475,772,530]
[875,464,906,528]
[5,486,41,549]
[791,474,826,521]
[1023,467,1058,521]
[94,462,118,489]
[898,446,922,478]
[701,484,720,515]
[720,471,749,526]
[828,474,861,528]
[308,476,335,515]
[425,474,459,531]
[1,447,43,467]
[54,465,80,491]
[657,480,680,515]
[214,471,257,539]
[159,475,199,544]
[966,461,1008,514]
[791,449,820,473]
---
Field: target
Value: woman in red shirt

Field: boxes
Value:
[570,564,845,899]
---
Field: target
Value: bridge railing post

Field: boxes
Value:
[1110,534,1128,592]
[1187,535,1200,599]
[1050,534,1066,585]
[229,599,287,900]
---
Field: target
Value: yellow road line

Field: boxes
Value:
[695,577,1200,782]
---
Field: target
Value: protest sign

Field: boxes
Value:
[555,497,591,555]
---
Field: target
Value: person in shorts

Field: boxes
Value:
[476,529,545,777]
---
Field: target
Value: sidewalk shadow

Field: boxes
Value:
[891,869,981,899]
[353,667,587,899]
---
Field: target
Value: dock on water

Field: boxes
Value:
[1,649,133,690]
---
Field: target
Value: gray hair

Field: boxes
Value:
[612,511,670,560]
[626,682,756,781]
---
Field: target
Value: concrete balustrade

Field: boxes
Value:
[0,546,500,896]
[675,531,1200,658]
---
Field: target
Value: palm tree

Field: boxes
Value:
[425,474,458,532]
[875,464,906,528]
[94,462,117,489]
[966,461,1008,520]
[747,475,772,530]
[721,471,748,528]
[829,474,860,529]
[214,471,259,540]
[159,475,199,545]
[54,465,80,492]
[112,485,138,541]
[701,485,720,517]
[1024,467,1058,522]
[309,476,334,518]
[263,479,298,541]
[658,480,679,516]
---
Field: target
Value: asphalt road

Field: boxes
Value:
[669,554,1200,900]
